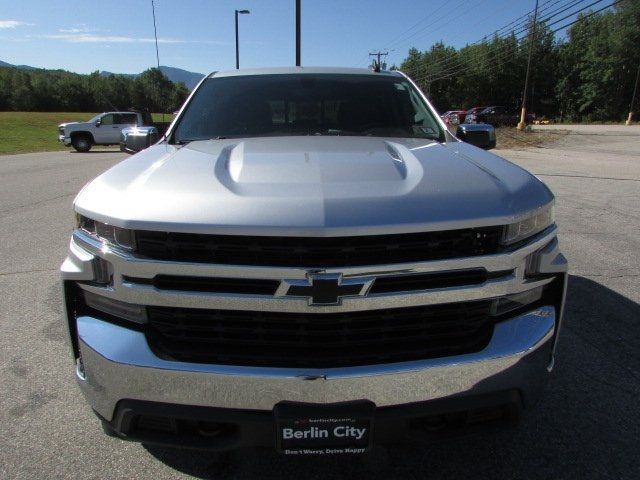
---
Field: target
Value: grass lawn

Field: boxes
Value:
[0,112,174,155]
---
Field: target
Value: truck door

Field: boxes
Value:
[93,114,118,144]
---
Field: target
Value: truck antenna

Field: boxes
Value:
[151,0,165,122]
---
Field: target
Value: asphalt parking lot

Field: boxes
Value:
[1,126,639,479]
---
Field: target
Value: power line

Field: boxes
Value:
[545,0,609,29]
[377,0,451,52]
[547,0,622,32]
[361,0,558,68]
[408,0,612,85]
[356,0,464,66]
[409,0,620,85]
[401,0,562,80]
[489,0,563,38]
[411,0,592,77]
[382,0,470,52]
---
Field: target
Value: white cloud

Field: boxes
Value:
[39,32,229,46]
[58,24,106,34]
[43,33,186,44]
[59,28,87,33]
[0,20,33,29]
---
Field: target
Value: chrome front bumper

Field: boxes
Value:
[59,134,71,145]
[62,226,567,422]
[77,306,556,421]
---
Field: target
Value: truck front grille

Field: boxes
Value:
[135,227,504,267]
[124,268,511,295]
[145,301,494,368]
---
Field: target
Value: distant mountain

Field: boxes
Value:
[159,66,204,90]
[99,70,135,78]
[1,60,204,90]
[100,66,204,89]
[0,60,37,70]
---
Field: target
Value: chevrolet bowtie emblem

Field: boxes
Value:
[276,272,374,306]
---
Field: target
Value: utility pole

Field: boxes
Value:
[517,0,539,131]
[626,62,640,126]
[295,0,301,66]
[369,51,388,72]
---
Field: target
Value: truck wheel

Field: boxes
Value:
[72,135,92,152]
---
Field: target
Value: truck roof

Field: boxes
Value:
[208,66,401,79]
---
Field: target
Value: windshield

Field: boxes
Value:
[172,74,444,143]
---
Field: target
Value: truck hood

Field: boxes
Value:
[74,136,553,236]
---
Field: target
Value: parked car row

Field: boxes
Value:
[441,106,534,128]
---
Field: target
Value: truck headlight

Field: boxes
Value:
[503,204,554,245]
[76,214,136,251]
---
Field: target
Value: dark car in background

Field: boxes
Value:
[476,106,521,127]
[463,106,489,124]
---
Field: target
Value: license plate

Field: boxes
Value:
[274,401,375,455]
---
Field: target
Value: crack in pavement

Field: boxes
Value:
[0,192,77,217]
[0,268,58,277]
[575,273,640,279]
[533,173,640,182]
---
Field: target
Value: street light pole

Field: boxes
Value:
[235,9,250,70]
[517,0,539,131]
[296,0,301,66]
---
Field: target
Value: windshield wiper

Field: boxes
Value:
[174,136,232,145]
[311,129,370,136]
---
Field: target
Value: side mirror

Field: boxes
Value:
[95,119,101,127]
[456,123,496,150]
[120,126,159,154]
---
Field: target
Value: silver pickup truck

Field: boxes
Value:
[58,111,169,152]
[61,67,567,455]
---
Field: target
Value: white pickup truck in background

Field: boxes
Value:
[58,111,170,152]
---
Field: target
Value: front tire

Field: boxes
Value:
[72,135,92,152]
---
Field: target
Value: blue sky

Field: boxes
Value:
[0,0,588,75]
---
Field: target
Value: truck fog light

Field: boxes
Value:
[83,290,147,324]
[491,286,543,316]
